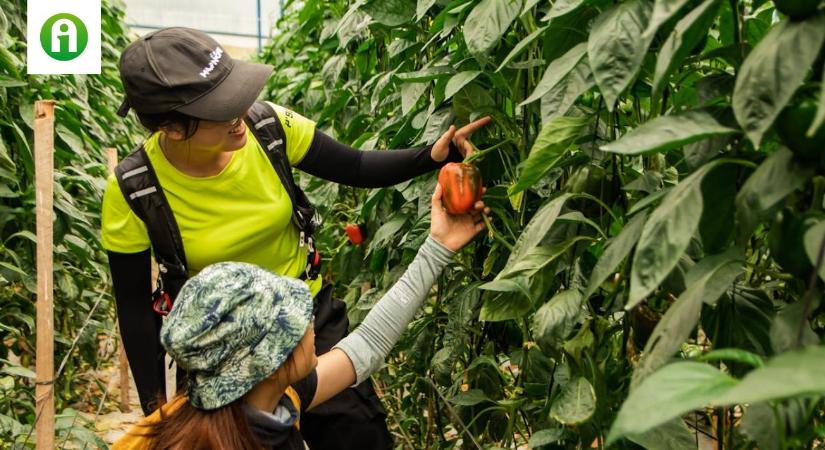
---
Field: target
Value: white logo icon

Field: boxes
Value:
[51,19,78,53]
[199,47,224,78]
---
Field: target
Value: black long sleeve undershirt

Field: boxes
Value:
[295,129,464,187]
[108,249,166,415]
[110,131,464,415]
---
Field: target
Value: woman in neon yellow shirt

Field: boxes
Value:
[103,27,489,450]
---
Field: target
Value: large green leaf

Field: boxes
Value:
[601,110,737,155]
[628,161,722,309]
[362,0,415,26]
[608,362,738,444]
[532,290,585,347]
[550,377,596,425]
[652,0,721,98]
[463,0,523,56]
[545,0,596,19]
[732,15,825,147]
[717,346,825,406]
[444,71,482,100]
[734,147,815,242]
[633,250,744,385]
[588,0,653,111]
[520,42,587,106]
[416,0,439,20]
[528,428,564,448]
[645,0,692,37]
[540,56,595,123]
[401,82,429,115]
[584,210,649,299]
[505,194,571,267]
[627,419,698,450]
[510,116,590,194]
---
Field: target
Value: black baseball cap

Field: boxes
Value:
[117,27,273,122]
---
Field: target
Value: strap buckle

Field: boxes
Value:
[152,291,173,316]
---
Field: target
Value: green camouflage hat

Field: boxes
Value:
[160,262,313,410]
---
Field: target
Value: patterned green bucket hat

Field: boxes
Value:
[160,262,313,410]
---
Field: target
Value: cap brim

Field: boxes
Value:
[175,60,273,121]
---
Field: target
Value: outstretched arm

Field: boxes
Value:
[309,184,488,409]
[295,117,491,188]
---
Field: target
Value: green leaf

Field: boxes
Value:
[416,0,439,20]
[633,250,744,384]
[396,66,454,82]
[463,0,523,56]
[601,110,737,155]
[520,42,587,106]
[584,210,649,299]
[550,377,596,425]
[628,162,722,309]
[480,290,533,321]
[505,194,571,268]
[510,116,590,194]
[444,71,482,100]
[717,346,825,406]
[0,365,36,379]
[627,419,698,450]
[496,26,549,72]
[545,0,595,19]
[698,348,765,368]
[362,0,415,26]
[528,428,564,448]
[735,147,815,242]
[450,388,492,406]
[588,0,653,111]
[652,0,721,98]
[732,15,825,147]
[645,0,692,37]
[607,362,738,444]
[804,220,825,282]
[540,56,595,124]
[532,290,585,347]
[401,82,429,115]
[810,58,825,136]
[0,75,25,88]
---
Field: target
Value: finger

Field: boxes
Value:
[474,221,486,233]
[435,125,456,150]
[456,116,492,137]
[432,183,444,207]
[474,200,485,210]
[463,140,474,157]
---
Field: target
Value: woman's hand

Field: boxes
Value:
[430,183,490,252]
[431,116,492,162]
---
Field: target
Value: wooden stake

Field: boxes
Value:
[107,147,131,413]
[34,100,55,450]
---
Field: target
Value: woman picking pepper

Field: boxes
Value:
[103,27,490,450]
[113,182,489,450]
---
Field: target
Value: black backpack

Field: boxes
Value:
[114,101,321,315]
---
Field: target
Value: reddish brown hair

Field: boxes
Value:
[142,397,263,450]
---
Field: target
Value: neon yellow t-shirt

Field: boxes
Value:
[101,103,322,296]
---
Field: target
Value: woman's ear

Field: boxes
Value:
[161,124,187,141]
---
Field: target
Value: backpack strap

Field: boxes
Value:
[245,101,321,280]
[114,144,189,310]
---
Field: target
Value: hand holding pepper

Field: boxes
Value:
[430,116,492,162]
[429,183,490,252]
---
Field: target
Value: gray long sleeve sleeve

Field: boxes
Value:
[333,235,455,384]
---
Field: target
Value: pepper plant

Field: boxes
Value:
[0,0,142,446]
[267,0,825,448]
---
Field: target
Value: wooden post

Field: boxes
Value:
[34,100,55,450]
[107,147,131,413]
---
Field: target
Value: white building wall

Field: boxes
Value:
[124,0,282,55]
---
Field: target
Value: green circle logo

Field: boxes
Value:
[39,13,88,61]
